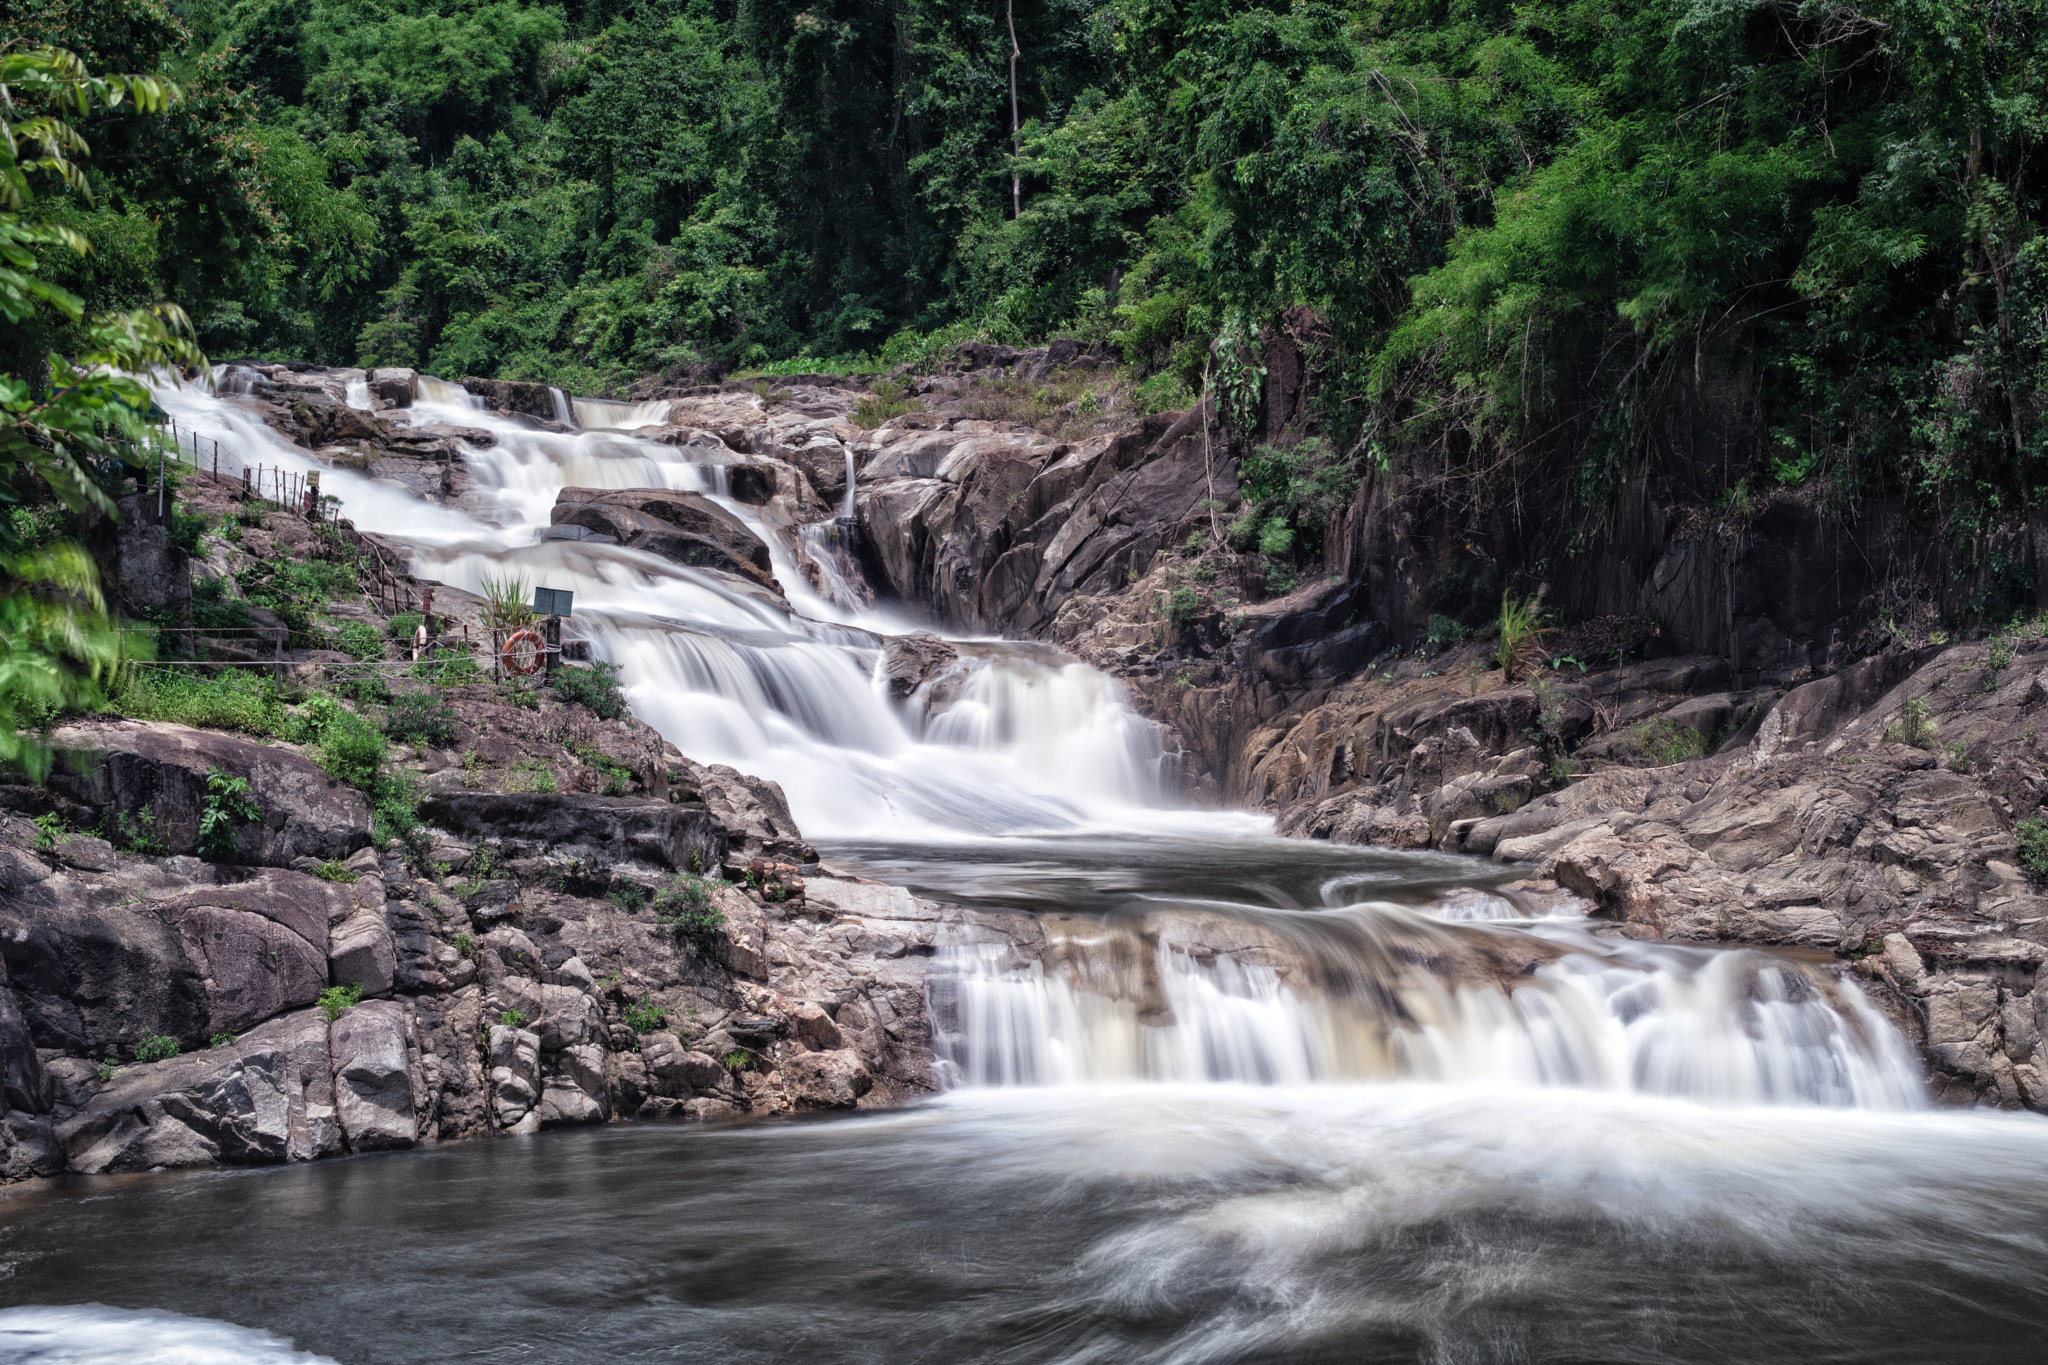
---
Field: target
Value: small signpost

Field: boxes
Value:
[534,586,573,674]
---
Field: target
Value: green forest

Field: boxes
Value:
[7,0,2048,538]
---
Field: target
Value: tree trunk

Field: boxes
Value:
[1007,0,1022,218]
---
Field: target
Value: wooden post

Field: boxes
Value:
[544,614,561,675]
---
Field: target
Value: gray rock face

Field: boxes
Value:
[488,1024,542,1127]
[48,720,372,866]
[880,634,961,701]
[1264,638,2048,1112]
[368,368,417,407]
[56,1008,340,1174]
[672,762,813,868]
[103,492,191,624]
[853,404,1231,634]
[552,488,776,588]
[0,715,1012,1183]
[329,1000,417,1151]
[537,1043,609,1127]
[461,376,556,420]
[782,1049,872,1109]
[417,791,725,876]
[329,908,398,997]
[0,859,348,1055]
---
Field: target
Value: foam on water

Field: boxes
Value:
[0,1306,337,1364]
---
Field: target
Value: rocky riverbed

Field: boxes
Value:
[0,716,1036,1180]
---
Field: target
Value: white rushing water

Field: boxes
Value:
[153,371,1167,839]
[931,907,1924,1108]
[155,369,1929,1115]
[0,1306,338,1364]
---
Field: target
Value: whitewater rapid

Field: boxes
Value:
[153,373,1168,840]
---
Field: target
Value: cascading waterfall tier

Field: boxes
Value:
[154,368,1928,1115]
[929,892,1926,1109]
[152,371,1167,839]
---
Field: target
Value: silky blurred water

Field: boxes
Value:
[46,375,2039,1363]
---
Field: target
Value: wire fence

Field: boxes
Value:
[157,418,421,617]
[145,421,589,690]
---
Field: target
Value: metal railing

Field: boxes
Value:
[156,420,421,617]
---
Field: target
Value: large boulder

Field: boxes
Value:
[672,761,813,867]
[417,791,725,875]
[157,871,340,1036]
[368,368,417,407]
[328,999,416,1151]
[289,398,381,448]
[461,377,556,420]
[47,721,372,866]
[782,1048,872,1108]
[54,1007,340,1174]
[552,488,775,588]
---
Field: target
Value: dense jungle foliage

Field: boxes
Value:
[7,0,2048,572]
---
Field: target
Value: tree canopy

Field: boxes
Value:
[11,0,2046,569]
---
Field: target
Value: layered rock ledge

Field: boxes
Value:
[0,722,1026,1182]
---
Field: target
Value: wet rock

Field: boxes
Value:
[880,634,960,700]
[368,368,417,407]
[673,761,813,867]
[461,377,556,420]
[0,1114,61,1180]
[47,720,372,866]
[552,488,776,588]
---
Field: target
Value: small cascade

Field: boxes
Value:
[796,520,873,613]
[344,377,374,411]
[549,386,575,425]
[930,905,1926,1109]
[571,396,672,429]
[416,375,486,410]
[840,446,857,521]
[156,370,1167,837]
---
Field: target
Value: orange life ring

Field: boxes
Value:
[502,629,545,675]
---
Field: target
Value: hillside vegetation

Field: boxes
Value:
[6,0,2046,609]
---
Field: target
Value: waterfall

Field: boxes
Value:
[151,372,1165,836]
[150,368,1930,1115]
[416,375,485,410]
[571,397,672,429]
[929,902,1927,1109]
[549,386,575,425]
[840,446,856,521]
[344,377,374,411]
